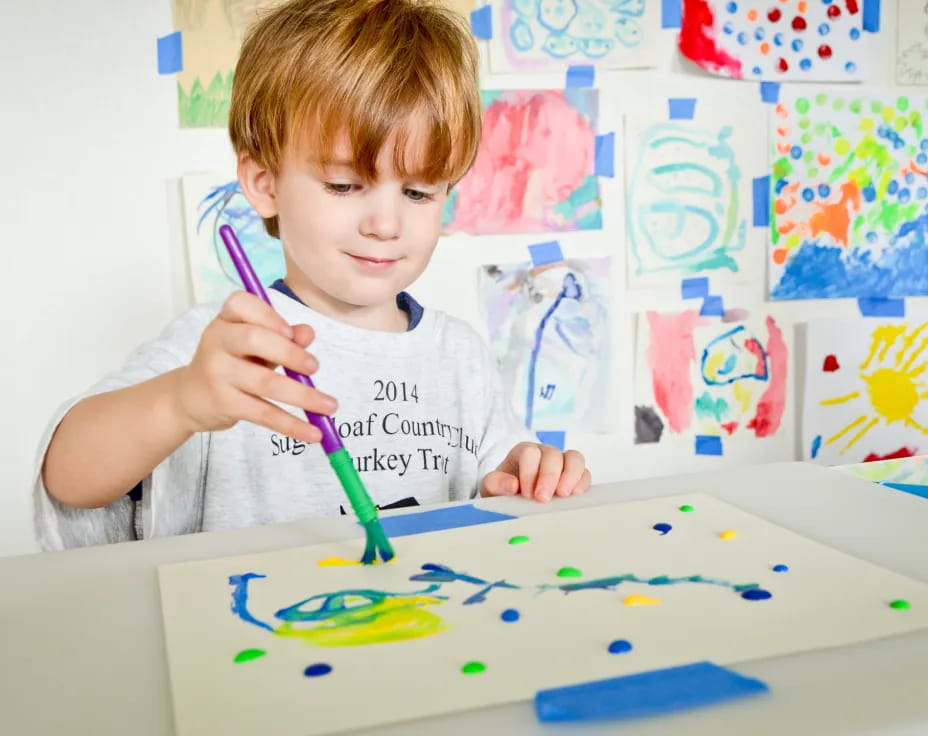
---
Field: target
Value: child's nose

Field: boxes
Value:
[360,192,401,241]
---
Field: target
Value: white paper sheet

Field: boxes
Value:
[159,493,928,736]
[897,2,928,86]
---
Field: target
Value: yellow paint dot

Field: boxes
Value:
[720,530,738,541]
[623,594,661,606]
[318,556,362,567]
[881,106,895,123]
[785,233,802,249]
[834,138,850,156]
[859,118,874,132]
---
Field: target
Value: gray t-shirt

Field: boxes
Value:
[33,290,534,550]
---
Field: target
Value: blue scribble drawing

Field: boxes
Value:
[700,326,769,387]
[496,0,651,70]
[627,121,747,281]
[478,258,611,432]
[184,176,285,302]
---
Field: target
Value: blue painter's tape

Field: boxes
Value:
[753,175,771,227]
[862,0,880,32]
[535,661,767,722]
[881,482,928,500]
[695,435,723,456]
[374,504,515,538]
[858,297,905,317]
[566,65,595,88]
[760,82,781,104]
[661,0,682,28]
[529,240,564,266]
[157,31,183,74]
[681,277,709,299]
[699,295,724,316]
[536,431,566,450]
[594,133,615,177]
[470,6,493,39]
[668,98,696,120]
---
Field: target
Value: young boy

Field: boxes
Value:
[35,0,591,550]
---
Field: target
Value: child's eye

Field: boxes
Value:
[324,182,356,195]
[404,188,435,202]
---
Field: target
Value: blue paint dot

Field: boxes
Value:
[752,66,762,75]
[817,183,831,198]
[905,172,916,185]
[862,184,876,202]
[652,523,672,535]
[754,27,766,41]
[775,178,788,194]
[823,0,833,4]
[726,1,737,12]
[304,663,332,677]
[818,23,830,36]
[737,31,748,45]
[918,187,927,199]
[811,434,822,459]
[849,27,860,40]
[791,38,803,52]
[866,231,878,243]
[919,153,928,164]
[800,58,812,70]
[790,145,803,160]
[608,639,633,654]
[501,608,520,622]
[723,21,734,34]
[921,140,928,152]
[741,589,773,601]
[774,32,784,46]
[899,188,911,203]
[773,564,789,573]
[802,187,815,201]
[888,179,900,195]
[845,61,857,73]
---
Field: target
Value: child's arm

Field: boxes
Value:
[42,291,337,509]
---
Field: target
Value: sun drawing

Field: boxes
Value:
[820,323,928,454]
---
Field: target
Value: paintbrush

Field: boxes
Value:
[218,224,395,564]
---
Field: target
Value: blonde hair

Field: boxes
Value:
[229,0,482,237]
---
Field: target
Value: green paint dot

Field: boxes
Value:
[508,535,530,545]
[798,117,810,129]
[801,132,812,145]
[889,599,911,610]
[832,98,845,111]
[234,649,266,663]
[807,167,819,178]
[679,505,694,512]
[849,99,863,114]
[882,106,896,123]
[795,97,810,114]
[803,150,814,163]
[815,93,827,106]
[898,96,910,112]
[895,116,908,131]
[557,566,583,578]
[871,100,883,114]
[461,661,486,674]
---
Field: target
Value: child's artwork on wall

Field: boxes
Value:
[159,493,928,736]
[769,90,928,300]
[835,455,928,485]
[624,100,763,287]
[679,0,867,81]
[181,173,284,302]
[897,2,928,86]
[634,310,789,444]
[477,257,612,432]
[171,0,280,128]
[485,0,659,73]
[803,319,928,465]
[442,89,603,235]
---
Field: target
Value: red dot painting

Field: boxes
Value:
[823,355,840,372]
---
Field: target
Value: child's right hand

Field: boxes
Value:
[173,291,336,444]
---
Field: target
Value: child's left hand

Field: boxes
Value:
[480,442,591,502]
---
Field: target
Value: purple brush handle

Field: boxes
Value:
[218,225,343,454]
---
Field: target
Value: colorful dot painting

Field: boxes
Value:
[770,91,928,300]
[679,0,866,81]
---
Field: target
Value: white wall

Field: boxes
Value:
[0,1,911,556]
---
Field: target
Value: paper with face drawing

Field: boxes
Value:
[484,0,659,73]
[803,319,928,465]
[624,99,763,287]
[477,257,613,432]
[897,2,928,86]
[181,173,285,303]
[634,310,789,445]
[679,0,867,81]
[159,493,928,736]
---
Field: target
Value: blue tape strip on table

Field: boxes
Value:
[699,295,724,316]
[566,65,595,88]
[536,431,566,450]
[157,31,183,74]
[594,133,615,177]
[681,277,709,299]
[760,82,780,104]
[535,661,768,723]
[529,240,564,266]
[881,482,928,500]
[753,176,770,227]
[374,504,515,538]
[858,297,905,317]
[668,98,696,120]
[863,0,880,32]
[470,6,492,39]
[661,0,682,28]
[695,435,723,456]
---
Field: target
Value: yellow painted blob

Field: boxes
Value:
[623,594,661,607]
[719,530,738,541]
[317,556,394,567]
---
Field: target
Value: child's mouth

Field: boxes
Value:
[348,254,398,270]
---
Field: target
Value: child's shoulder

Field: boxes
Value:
[150,301,223,353]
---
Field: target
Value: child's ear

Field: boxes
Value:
[237,152,278,218]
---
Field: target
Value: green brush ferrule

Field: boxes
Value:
[328,448,378,524]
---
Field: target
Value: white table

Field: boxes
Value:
[3,461,927,736]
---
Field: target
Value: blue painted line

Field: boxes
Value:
[157,31,183,74]
[668,98,696,120]
[529,241,564,267]
[594,133,615,177]
[566,65,595,88]
[857,297,905,317]
[470,6,492,39]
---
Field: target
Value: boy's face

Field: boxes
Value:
[240,114,450,331]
